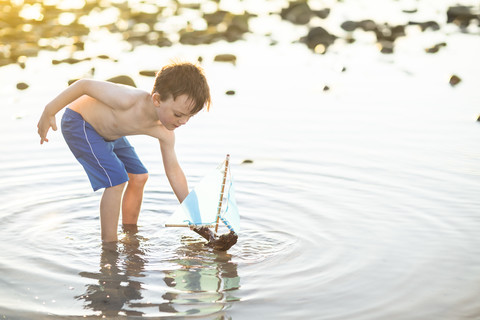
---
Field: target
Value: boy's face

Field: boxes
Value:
[154,94,195,131]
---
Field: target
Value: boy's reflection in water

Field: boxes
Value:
[76,230,240,318]
[76,225,146,317]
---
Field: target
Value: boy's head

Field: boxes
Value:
[152,62,211,115]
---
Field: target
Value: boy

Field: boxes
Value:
[37,62,211,242]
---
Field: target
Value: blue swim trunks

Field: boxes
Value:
[61,108,148,191]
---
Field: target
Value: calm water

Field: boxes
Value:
[1,0,480,319]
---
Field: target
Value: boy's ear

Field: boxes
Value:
[152,92,161,106]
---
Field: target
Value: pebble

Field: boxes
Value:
[425,42,447,54]
[106,75,136,87]
[302,26,337,52]
[449,75,462,87]
[214,54,237,64]
[139,70,157,77]
[16,82,29,90]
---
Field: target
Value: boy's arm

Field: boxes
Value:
[159,136,189,203]
[37,79,140,144]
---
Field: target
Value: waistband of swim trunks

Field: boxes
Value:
[64,108,83,120]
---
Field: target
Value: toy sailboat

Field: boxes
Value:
[165,154,240,251]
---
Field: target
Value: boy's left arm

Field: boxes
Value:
[159,136,189,203]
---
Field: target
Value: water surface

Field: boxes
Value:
[1,0,480,319]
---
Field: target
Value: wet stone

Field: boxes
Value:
[302,26,337,52]
[106,75,136,87]
[378,40,395,54]
[214,54,237,64]
[313,8,330,19]
[447,6,479,28]
[280,1,313,25]
[359,19,377,32]
[449,74,462,87]
[52,58,85,65]
[341,21,358,32]
[16,82,29,90]
[425,42,447,53]
[139,70,157,77]
[203,10,228,26]
[409,21,441,31]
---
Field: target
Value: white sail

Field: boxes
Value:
[165,158,240,233]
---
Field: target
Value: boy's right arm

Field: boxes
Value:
[37,79,139,144]
[37,79,91,144]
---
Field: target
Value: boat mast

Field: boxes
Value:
[215,154,230,233]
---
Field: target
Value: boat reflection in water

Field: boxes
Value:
[159,236,241,317]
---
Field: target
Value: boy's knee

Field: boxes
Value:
[128,173,149,186]
[107,182,127,192]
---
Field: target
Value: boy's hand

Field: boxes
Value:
[37,113,57,144]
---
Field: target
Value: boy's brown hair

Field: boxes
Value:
[152,62,211,114]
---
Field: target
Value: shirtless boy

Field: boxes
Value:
[37,62,211,242]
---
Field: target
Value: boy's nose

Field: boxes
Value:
[179,116,190,125]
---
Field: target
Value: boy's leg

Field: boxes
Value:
[100,182,127,242]
[122,173,149,225]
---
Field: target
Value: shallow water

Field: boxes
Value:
[1,0,480,319]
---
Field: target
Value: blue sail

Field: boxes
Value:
[222,181,240,233]
[165,157,240,233]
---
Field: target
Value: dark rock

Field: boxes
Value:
[0,58,13,67]
[409,21,441,31]
[68,79,79,86]
[179,30,218,45]
[358,19,377,32]
[378,40,395,54]
[449,74,461,87]
[139,70,157,77]
[214,54,237,64]
[341,20,358,32]
[447,6,479,28]
[312,8,330,19]
[106,75,136,87]
[16,82,29,90]
[225,90,235,95]
[302,26,337,52]
[323,85,330,91]
[242,159,253,164]
[425,42,447,53]
[402,9,418,14]
[374,24,406,42]
[203,10,228,26]
[280,1,313,25]
[224,24,246,42]
[52,58,84,65]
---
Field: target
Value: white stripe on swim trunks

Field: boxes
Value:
[83,121,113,187]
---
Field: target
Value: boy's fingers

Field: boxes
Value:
[51,120,57,131]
